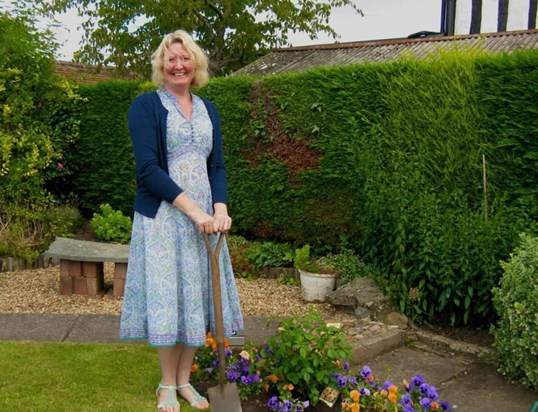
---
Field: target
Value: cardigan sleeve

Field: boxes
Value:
[129,94,183,204]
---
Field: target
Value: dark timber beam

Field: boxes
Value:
[470,0,483,33]
[498,0,509,31]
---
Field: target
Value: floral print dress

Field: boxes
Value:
[119,90,243,347]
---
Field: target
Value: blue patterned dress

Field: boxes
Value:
[119,90,243,347]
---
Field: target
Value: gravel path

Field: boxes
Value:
[0,264,354,321]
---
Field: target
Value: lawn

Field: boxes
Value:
[0,341,204,411]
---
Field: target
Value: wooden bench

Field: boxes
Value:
[44,237,129,297]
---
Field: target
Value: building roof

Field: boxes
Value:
[54,60,137,84]
[233,29,538,76]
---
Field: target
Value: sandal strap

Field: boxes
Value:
[177,383,207,407]
[156,383,179,409]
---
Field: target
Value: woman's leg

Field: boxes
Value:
[176,345,209,409]
[157,346,181,412]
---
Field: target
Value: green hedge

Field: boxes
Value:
[67,47,538,325]
[70,81,142,216]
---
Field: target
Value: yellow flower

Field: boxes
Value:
[431,401,440,410]
[380,389,388,397]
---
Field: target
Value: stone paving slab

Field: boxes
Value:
[0,313,78,342]
[366,347,538,412]
[64,314,125,344]
[0,313,273,346]
[367,346,468,386]
[440,362,537,412]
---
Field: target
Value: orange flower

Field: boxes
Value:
[388,392,397,403]
[191,363,199,373]
[205,336,214,346]
[224,338,230,348]
[431,401,440,410]
[388,385,398,395]
[350,390,360,402]
[283,383,294,391]
[350,403,360,412]
[267,374,279,384]
[263,383,270,393]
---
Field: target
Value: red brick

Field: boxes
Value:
[59,260,71,278]
[114,263,128,279]
[86,274,104,296]
[68,260,82,277]
[113,278,125,297]
[82,262,104,279]
[60,276,73,295]
[74,277,87,295]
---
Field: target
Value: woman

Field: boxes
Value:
[119,30,244,412]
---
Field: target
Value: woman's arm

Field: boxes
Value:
[129,94,183,204]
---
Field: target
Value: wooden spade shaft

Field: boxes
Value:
[202,232,243,412]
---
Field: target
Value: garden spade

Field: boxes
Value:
[202,232,242,412]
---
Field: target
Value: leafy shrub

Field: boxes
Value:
[491,233,538,390]
[46,205,85,238]
[243,241,294,269]
[318,250,369,283]
[226,235,257,277]
[90,204,132,244]
[0,13,81,260]
[293,244,338,274]
[262,310,351,406]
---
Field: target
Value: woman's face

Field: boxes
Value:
[163,42,196,92]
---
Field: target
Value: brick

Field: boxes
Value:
[114,263,128,279]
[60,276,73,295]
[59,260,71,278]
[68,260,82,277]
[74,277,87,295]
[82,262,104,279]
[113,278,125,297]
[87,275,104,296]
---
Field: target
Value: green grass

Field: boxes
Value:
[0,341,204,411]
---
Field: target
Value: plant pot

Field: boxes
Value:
[299,269,336,302]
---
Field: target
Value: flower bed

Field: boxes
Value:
[192,312,453,411]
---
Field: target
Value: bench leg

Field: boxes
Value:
[59,259,104,296]
[114,263,128,297]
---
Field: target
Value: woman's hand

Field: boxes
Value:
[213,202,232,233]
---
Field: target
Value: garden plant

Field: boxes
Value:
[492,232,538,390]
[190,312,453,411]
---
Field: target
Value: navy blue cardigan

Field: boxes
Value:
[128,91,228,218]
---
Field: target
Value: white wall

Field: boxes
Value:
[454,0,536,34]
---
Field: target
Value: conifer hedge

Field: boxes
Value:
[69,47,538,325]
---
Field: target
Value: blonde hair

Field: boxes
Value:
[151,30,210,88]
